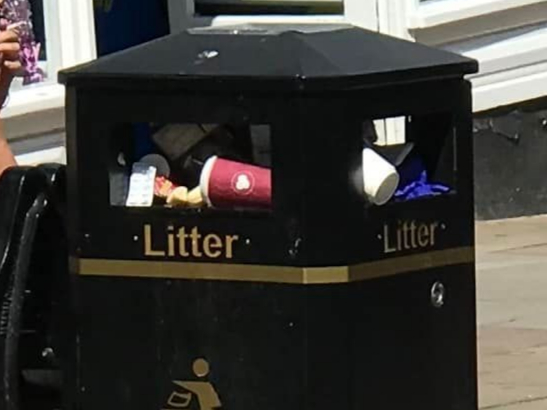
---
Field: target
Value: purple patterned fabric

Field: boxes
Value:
[0,0,43,85]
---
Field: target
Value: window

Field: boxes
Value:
[409,0,547,29]
[380,0,547,112]
[167,0,377,33]
[7,0,545,155]
[194,0,343,16]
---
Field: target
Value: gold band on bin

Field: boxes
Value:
[71,247,474,285]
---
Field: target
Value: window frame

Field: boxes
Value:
[379,0,547,113]
[409,0,547,29]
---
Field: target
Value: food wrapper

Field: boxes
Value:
[154,176,178,199]
[187,186,205,207]
[167,187,189,207]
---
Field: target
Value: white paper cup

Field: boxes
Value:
[362,147,400,205]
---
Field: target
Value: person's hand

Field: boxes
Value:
[0,29,20,174]
[0,29,21,109]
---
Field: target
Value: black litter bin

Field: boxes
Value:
[59,24,479,410]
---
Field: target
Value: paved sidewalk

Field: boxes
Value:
[477,215,547,409]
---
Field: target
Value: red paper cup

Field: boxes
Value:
[200,156,271,209]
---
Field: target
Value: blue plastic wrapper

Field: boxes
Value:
[394,155,450,201]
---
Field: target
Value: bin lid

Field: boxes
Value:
[59,24,478,92]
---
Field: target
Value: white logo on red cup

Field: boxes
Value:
[231,172,255,195]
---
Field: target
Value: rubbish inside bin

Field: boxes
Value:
[125,162,156,207]
[394,155,450,201]
[152,123,253,188]
[140,153,171,177]
[119,120,447,209]
[154,175,176,199]
[167,186,190,207]
[114,121,271,210]
[200,156,272,209]
[187,186,206,207]
[152,123,215,162]
[125,154,268,210]
[361,147,400,206]
[152,176,205,208]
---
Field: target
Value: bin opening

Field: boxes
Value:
[109,121,273,212]
[107,112,455,211]
[365,112,456,203]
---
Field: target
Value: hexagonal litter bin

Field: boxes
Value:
[59,24,479,410]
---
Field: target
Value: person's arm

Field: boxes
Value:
[0,120,16,175]
[0,28,21,176]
